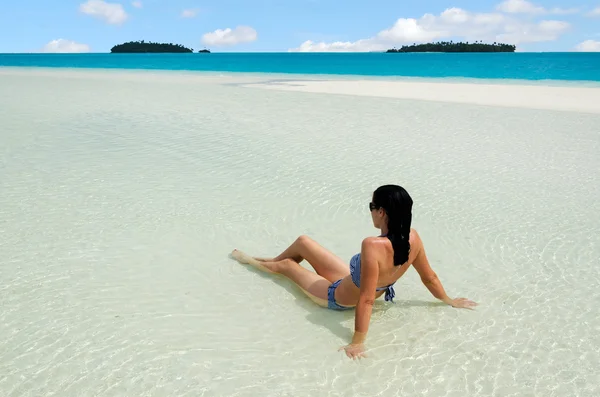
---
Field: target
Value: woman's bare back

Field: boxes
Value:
[334,229,423,306]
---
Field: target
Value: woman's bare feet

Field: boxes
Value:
[231,249,278,274]
[253,256,274,262]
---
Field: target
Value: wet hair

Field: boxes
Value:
[372,184,413,266]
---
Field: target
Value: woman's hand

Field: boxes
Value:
[446,297,478,309]
[339,343,367,360]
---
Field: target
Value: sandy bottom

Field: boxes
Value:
[1,67,599,397]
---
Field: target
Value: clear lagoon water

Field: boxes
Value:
[1,52,600,81]
[1,63,599,397]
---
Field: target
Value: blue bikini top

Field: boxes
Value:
[349,252,396,303]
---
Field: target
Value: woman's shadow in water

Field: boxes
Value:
[235,258,445,341]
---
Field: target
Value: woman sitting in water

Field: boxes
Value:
[231,184,477,359]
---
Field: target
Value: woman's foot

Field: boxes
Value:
[253,256,274,262]
[231,249,278,274]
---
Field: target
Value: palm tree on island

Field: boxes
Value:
[110,40,211,53]
[386,40,516,53]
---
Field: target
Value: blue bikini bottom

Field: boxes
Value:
[327,279,354,311]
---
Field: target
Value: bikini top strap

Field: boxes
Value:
[384,285,396,303]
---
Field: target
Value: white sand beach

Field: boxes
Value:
[244,78,600,114]
[1,67,599,397]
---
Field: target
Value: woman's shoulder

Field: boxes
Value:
[360,235,390,252]
[409,228,424,253]
[409,227,421,240]
[362,229,421,249]
[361,235,384,247]
[361,235,393,258]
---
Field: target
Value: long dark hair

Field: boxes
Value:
[372,184,413,266]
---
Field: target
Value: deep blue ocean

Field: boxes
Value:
[1,52,599,82]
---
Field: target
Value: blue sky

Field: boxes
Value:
[1,0,599,53]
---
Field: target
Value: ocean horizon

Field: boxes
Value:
[2,52,600,82]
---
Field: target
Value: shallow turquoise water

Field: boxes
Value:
[1,68,599,397]
[1,52,600,81]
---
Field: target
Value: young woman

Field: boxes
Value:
[231,184,477,359]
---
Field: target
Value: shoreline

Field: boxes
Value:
[243,78,600,114]
[2,66,600,114]
[2,65,600,88]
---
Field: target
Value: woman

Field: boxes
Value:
[231,184,477,359]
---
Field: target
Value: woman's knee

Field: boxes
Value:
[277,258,299,273]
[282,258,298,266]
[296,234,313,246]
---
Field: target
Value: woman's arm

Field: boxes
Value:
[412,232,477,309]
[352,238,380,345]
[412,239,452,304]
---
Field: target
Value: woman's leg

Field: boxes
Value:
[252,235,350,283]
[231,250,330,307]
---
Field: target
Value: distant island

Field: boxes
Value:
[387,41,516,53]
[110,40,211,53]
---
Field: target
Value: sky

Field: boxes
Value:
[0,0,599,53]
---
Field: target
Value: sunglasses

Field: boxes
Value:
[369,202,379,211]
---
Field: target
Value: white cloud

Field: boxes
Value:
[79,0,128,25]
[497,0,545,14]
[181,9,199,18]
[547,7,580,15]
[290,40,381,52]
[41,39,90,53]
[201,26,258,46]
[132,1,142,8]
[495,20,569,44]
[377,17,445,43]
[496,0,578,15]
[574,40,600,52]
[587,7,600,17]
[289,8,570,52]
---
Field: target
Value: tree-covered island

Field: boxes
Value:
[387,41,516,53]
[110,40,211,53]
